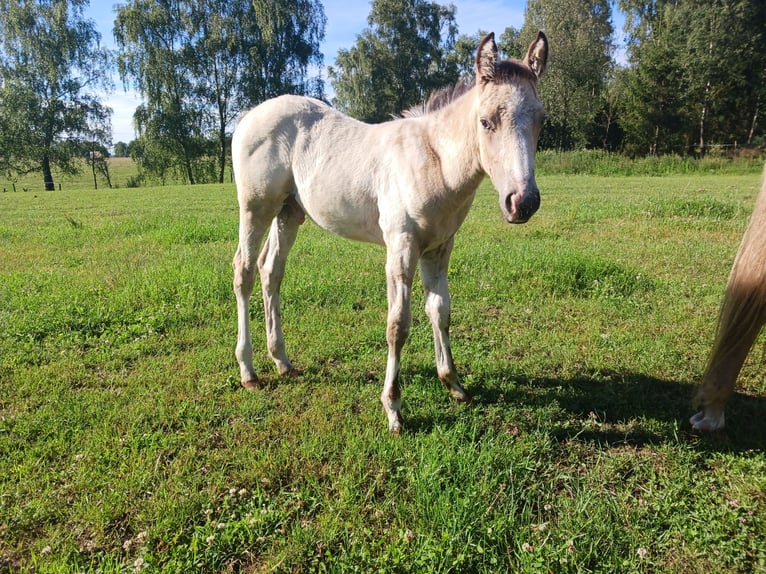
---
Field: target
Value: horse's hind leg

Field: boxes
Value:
[233,209,271,389]
[258,200,302,375]
[691,282,765,431]
[692,173,766,431]
[420,237,470,403]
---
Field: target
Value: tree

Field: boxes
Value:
[329,0,458,122]
[446,27,526,80]
[520,0,614,150]
[616,0,766,155]
[446,31,487,79]
[83,141,112,190]
[113,141,129,157]
[115,0,325,185]
[0,0,113,190]
[115,0,213,185]
[246,0,326,102]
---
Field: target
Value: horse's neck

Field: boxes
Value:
[426,92,484,193]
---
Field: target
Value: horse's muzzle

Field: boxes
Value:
[503,189,540,224]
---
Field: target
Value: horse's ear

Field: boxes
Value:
[524,31,548,78]
[476,32,498,84]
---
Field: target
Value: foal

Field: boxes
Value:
[691,163,766,431]
[232,32,548,432]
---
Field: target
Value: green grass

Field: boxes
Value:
[1,174,765,572]
[536,150,765,176]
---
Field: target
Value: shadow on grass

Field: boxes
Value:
[405,366,766,452]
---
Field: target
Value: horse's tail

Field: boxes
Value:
[694,162,766,410]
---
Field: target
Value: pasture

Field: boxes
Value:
[1,174,764,572]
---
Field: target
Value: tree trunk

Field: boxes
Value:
[698,34,714,157]
[218,124,226,184]
[651,125,659,156]
[699,98,708,156]
[42,155,55,191]
[185,155,195,185]
[748,97,759,145]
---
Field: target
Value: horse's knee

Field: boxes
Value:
[233,260,256,295]
[386,316,410,352]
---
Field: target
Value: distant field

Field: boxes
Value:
[1,151,762,193]
[1,174,764,572]
[0,157,140,192]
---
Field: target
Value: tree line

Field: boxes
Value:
[1,0,764,190]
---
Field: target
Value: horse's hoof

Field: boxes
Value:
[241,379,261,391]
[277,362,299,377]
[388,413,404,435]
[454,389,473,404]
[447,385,472,404]
[690,410,725,432]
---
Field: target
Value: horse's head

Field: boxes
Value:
[475,31,548,224]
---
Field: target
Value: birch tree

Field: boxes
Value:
[0,0,112,190]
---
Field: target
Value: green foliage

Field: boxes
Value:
[2,174,766,571]
[329,0,458,122]
[0,0,112,190]
[616,0,766,155]
[535,149,766,176]
[114,0,325,184]
[520,0,614,150]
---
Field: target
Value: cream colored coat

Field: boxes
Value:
[232,32,548,433]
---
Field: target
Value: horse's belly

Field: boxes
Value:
[298,191,384,245]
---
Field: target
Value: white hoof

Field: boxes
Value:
[386,411,404,435]
[690,410,726,432]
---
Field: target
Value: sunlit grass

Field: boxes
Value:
[1,174,764,572]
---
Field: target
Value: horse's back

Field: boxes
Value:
[233,95,387,243]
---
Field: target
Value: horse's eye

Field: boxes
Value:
[480,118,493,131]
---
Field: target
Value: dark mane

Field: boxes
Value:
[400,76,474,118]
[400,59,537,118]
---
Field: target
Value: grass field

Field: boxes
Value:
[1,173,765,572]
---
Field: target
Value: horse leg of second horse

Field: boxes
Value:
[420,238,470,402]
[259,204,301,376]
[692,286,765,431]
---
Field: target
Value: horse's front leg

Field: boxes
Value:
[382,235,419,434]
[420,237,471,403]
[258,201,302,376]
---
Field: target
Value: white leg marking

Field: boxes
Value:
[690,409,726,432]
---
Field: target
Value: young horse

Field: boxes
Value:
[691,162,766,431]
[232,32,548,433]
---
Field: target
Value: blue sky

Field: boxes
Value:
[86,1,622,144]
